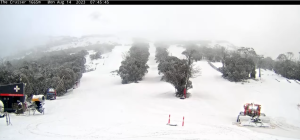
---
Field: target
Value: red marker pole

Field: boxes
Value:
[168,114,170,124]
[182,116,184,126]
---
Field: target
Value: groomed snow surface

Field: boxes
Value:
[1,44,300,140]
[46,36,132,52]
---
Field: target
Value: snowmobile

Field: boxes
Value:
[236,103,271,128]
[28,95,45,115]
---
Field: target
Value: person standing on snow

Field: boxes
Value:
[16,100,23,114]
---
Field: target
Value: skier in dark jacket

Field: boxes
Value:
[16,100,23,114]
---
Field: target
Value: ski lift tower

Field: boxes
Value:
[257,55,264,80]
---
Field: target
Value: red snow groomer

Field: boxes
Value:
[236,103,271,127]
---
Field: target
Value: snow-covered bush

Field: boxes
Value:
[158,56,193,97]
[0,48,89,98]
[90,51,102,60]
[118,42,150,84]
[222,52,255,82]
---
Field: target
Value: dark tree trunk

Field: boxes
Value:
[250,68,256,78]
[176,86,185,97]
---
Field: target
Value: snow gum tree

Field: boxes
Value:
[260,57,275,70]
[0,47,92,99]
[158,56,193,97]
[274,53,300,80]
[90,51,102,60]
[157,44,201,98]
[118,42,150,84]
[222,52,256,82]
[154,42,169,63]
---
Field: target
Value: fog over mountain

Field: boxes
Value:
[1,5,300,59]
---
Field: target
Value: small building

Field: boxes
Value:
[0,83,25,112]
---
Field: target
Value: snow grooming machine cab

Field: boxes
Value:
[236,103,271,128]
[29,95,45,115]
[46,88,56,100]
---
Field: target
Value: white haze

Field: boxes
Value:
[0,5,300,59]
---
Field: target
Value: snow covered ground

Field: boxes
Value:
[84,50,107,72]
[168,45,186,59]
[1,44,300,140]
[46,36,132,52]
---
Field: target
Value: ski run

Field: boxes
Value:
[1,44,300,140]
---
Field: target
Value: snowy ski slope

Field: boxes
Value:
[1,44,300,140]
[46,36,131,52]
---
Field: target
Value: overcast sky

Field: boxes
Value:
[1,5,300,59]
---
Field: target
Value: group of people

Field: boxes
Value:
[0,98,44,117]
[0,100,24,117]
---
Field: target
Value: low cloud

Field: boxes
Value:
[0,6,300,59]
[90,11,101,20]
